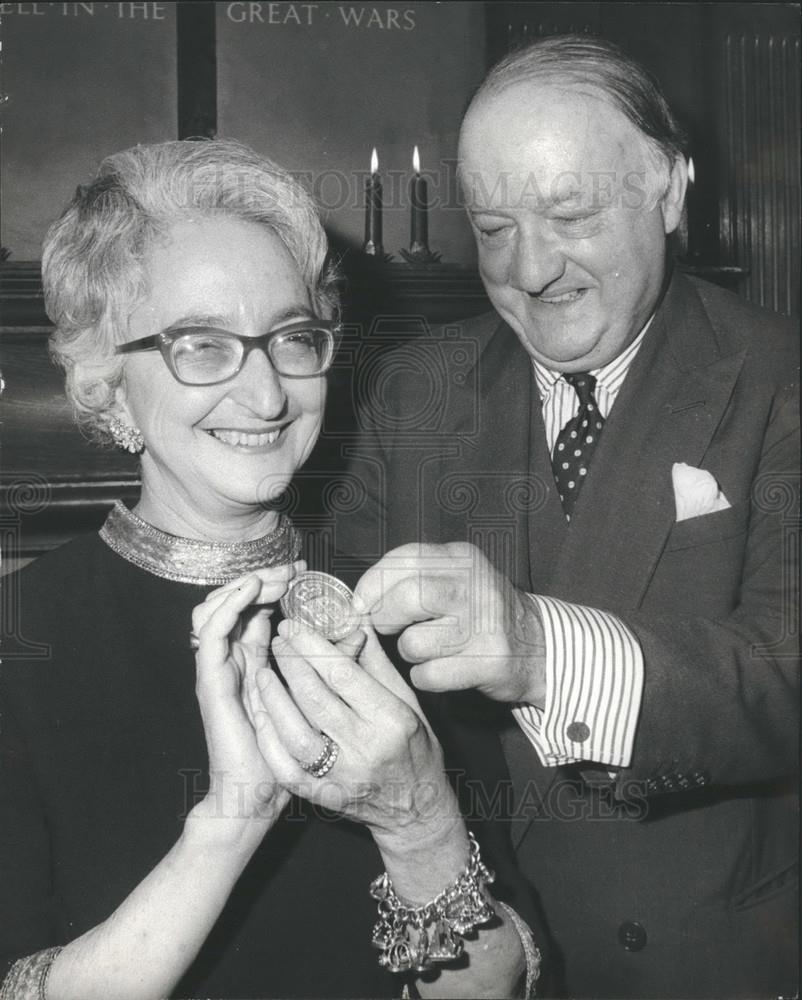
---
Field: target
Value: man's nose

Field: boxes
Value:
[510,224,566,294]
[230,345,288,417]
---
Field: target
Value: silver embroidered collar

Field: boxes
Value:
[99,500,302,585]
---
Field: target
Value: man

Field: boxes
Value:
[334,35,799,999]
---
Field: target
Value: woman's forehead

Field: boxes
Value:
[131,217,310,331]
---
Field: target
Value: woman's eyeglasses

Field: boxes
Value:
[116,319,339,386]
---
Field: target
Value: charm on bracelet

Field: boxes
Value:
[369,831,496,974]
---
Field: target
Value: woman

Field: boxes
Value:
[0,140,540,999]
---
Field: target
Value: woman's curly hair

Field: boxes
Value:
[43,138,338,443]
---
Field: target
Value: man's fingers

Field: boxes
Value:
[354,543,474,620]
[395,617,466,664]
[362,573,471,637]
[353,543,436,611]
[408,655,494,694]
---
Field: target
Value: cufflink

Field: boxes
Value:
[566,721,590,743]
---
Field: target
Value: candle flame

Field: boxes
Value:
[688,156,695,185]
[370,148,379,174]
[413,145,421,173]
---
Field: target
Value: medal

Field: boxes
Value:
[280,571,359,641]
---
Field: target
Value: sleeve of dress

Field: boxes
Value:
[0,691,61,983]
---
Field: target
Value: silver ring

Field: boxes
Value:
[189,632,200,650]
[300,733,340,778]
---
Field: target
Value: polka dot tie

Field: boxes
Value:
[551,373,605,520]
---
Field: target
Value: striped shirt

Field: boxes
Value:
[512,322,650,769]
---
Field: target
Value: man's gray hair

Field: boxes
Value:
[43,138,337,442]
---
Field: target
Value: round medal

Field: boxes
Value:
[280,571,359,641]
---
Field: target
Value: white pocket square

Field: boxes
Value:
[672,462,731,522]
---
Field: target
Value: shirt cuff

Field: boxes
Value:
[511,595,644,768]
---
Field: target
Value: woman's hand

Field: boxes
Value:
[189,564,303,830]
[247,620,469,897]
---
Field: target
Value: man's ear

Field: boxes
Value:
[660,156,688,235]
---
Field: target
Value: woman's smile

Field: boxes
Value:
[204,423,288,451]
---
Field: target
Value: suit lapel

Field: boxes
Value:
[437,318,542,592]
[552,274,746,609]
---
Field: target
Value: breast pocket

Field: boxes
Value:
[663,502,748,552]
[647,503,750,615]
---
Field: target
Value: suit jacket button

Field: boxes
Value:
[566,721,590,743]
[618,921,647,952]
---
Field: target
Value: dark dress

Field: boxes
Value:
[0,530,395,999]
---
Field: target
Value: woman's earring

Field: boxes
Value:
[108,416,145,454]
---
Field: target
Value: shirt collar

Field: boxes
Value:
[532,314,654,402]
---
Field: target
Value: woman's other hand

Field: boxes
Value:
[249,622,469,900]
[189,565,302,831]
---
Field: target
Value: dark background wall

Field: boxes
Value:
[217,2,485,265]
[1,2,178,259]
[1,1,486,264]
[3,2,799,294]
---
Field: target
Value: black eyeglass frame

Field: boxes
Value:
[115,319,340,386]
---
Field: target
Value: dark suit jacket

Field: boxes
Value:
[334,272,799,998]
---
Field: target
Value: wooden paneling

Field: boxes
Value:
[720,30,800,316]
[0,322,140,565]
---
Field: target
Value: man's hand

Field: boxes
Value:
[355,542,547,708]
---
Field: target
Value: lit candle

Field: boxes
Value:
[364,147,383,254]
[410,145,429,252]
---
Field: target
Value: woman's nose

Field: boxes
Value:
[229,345,287,417]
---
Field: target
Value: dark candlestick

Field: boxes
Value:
[410,176,428,248]
[400,145,440,264]
[410,146,429,252]
[363,148,383,255]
